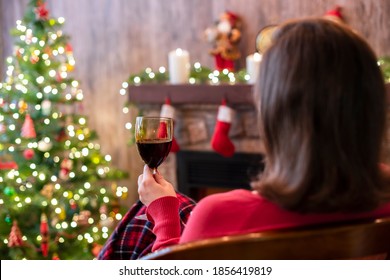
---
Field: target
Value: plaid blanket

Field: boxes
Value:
[98,192,196,260]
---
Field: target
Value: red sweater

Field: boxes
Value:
[147,189,390,252]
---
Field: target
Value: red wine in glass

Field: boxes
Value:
[136,139,172,170]
[135,116,173,174]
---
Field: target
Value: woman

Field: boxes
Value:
[137,18,390,253]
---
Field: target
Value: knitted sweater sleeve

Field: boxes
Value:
[146,196,181,252]
[147,190,258,252]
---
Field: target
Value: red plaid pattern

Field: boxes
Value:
[98,192,196,260]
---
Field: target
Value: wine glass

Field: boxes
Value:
[135,116,173,175]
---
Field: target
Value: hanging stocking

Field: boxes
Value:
[211,99,235,157]
[21,114,36,138]
[40,213,49,257]
[160,97,180,153]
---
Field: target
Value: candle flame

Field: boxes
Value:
[175,48,183,55]
[253,52,262,61]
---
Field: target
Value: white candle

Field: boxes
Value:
[246,52,262,84]
[168,48,190,84]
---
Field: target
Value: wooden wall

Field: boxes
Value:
[1,0,390,204]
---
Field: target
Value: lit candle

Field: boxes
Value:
[168,48,190,84]
[246,52,262,84]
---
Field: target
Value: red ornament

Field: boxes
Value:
[92,243,103,257]
[44,46,52,56]
[52,253,60,260]
[99,205,108,214]
[65,43,73,54]
[77,210,91,226]
[56,127,68,142]
[14,47,22,58]
[23,149,35,160]
[8,221,24,247]
[59,158,73,179]
[21,114,36,138]
[30,54,39,64]
[0,161,18,170]
[34,1,49,20]
[56,72,62,82]
[70,200,78,210]
[40,213,49,257]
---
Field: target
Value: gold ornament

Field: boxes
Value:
[255,25,278,54]
[66,63,74,72]
[92,155,100,164]
[18,100,28,113]
[111,182,117,193]
[58,207,66,220]
[40,184,54,198]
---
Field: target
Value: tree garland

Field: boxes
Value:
[119,57,390,142]
[125,63,248,86]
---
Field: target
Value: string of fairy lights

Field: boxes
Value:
[118,63,249,132]
[119,56,390,136]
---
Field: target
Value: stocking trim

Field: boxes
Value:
[217,105,234,123]
[161,104,175,119]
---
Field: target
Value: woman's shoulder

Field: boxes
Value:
[192,189,268,219]
[198,189,262,206]
[180,189,269,242]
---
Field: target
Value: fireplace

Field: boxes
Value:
[131,84,266,201]
[176,151,264,201]
[129,83,390,204]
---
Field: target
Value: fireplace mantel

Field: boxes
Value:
[127,84,254,105]
[127,83,390,105]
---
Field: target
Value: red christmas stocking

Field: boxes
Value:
[160,98,180,153]
[211,100,235,157]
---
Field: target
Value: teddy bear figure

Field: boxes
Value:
[204,11,242,71]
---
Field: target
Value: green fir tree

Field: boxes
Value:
[0,0,128,259]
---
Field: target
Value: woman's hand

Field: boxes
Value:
[138,165,176,206]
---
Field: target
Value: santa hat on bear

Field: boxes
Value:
[324,6,344,24]
[224,11,240,27]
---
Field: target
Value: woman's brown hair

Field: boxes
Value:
[254,18,390,213]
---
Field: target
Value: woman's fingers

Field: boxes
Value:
[137,165,177,206]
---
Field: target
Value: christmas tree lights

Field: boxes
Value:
[0,0,127,260]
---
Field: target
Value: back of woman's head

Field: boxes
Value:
[255,18,389,213]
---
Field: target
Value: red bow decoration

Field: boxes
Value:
[34,1,49,20]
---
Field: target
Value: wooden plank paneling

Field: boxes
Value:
[1,0,390,204]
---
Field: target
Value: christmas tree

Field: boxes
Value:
[0,0,128,259]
